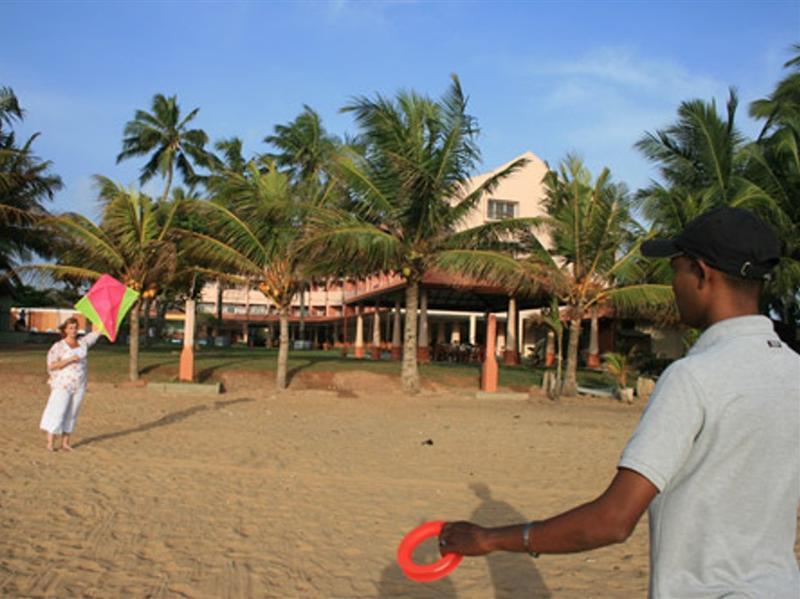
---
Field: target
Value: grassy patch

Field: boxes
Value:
[0,342,615,389]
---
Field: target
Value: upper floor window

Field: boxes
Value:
[487,199,518,220]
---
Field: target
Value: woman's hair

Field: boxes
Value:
[58,317,80,338]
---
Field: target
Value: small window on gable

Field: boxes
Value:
[487,199,518,220]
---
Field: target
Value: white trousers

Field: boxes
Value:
[40,386,86,435]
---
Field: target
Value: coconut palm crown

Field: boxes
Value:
[539,158,673,395]
[17,177,181,380]
[264,105,342,186]
[301,76,532,393]
[448,155,674,396]
[637,78,799,339]
[0,86,62,291]
[747,45,800,335]
[117,93,211,203]
[179,161,329,391]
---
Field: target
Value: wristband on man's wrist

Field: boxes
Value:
[522,521,540,558]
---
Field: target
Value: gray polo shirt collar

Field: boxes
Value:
[688,315,773,355]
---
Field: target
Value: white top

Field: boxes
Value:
[619,315,800,599]
[46,331,102,392]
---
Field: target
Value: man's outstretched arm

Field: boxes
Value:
[439,468,658,556]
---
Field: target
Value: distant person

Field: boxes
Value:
[439,207,799,598]
[41,317,101,452]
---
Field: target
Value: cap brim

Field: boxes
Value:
[641,238,681,258]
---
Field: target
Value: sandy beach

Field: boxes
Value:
[1,370,797,598]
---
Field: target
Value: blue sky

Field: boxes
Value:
[4,0,799,220]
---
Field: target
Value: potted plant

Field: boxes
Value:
[602,351,635,403]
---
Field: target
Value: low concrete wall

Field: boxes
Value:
[475,391,529,400]
[147,382,222,395]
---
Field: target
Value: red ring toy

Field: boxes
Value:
[397,520,463,582]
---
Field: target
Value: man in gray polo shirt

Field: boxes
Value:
[439,207,799,597]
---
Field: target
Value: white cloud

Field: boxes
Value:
[53,176,100,221]
[532,46,725,104]
[510,46,743,188]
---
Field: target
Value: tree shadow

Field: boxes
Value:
[376,519,458,598]
[469,482,551,598]
[285,359,313,385]
[284,353,388,386]
[196,359,253,382]
[74,397,255,448]
[139,360,178,375]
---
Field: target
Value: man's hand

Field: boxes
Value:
[439,521,494,556]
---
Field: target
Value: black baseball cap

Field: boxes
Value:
[641,207,781,280]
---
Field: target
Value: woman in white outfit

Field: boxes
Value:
[41,317,101,451]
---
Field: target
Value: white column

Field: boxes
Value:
[450,322,461,344]
[392,300,402,347]
[243,281,250,344]
[184,299,196,348]
[469,314,477,344]
[391,299,402,360]
[418,289,428,348]
[372,309,381,347]
[356,309,364,347]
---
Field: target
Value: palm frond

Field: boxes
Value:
[432,249,539,296]
[597,283,675,318]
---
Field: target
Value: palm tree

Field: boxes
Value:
[117,93,211,204]
[263,107,349,341]
[213,137,247,174]
[637,79,799,340]
[637,90,745,228]
[747,44,800,336]
[264,105,342,185]
[179,161,327,390]
[0,87,62,292]
[749,44,800,138]
[635,88,785,229]
[451,156,674,396]
[535,157,673,395]
[19,178,181,381]
[302,76,529,394]
[0,86,23,137]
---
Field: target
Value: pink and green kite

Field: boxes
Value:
[74,274,140,342]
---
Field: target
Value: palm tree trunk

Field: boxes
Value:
[298,283,306,340]
[402,280,420,394]
[562,315,582,396]
[141,297,152,348]
[587,305,600,368]
[161,165,174,205]
[243,279,250,345]
[555,325,564,400]
[155,299,167,340]
[129,299,140,382]
[276,307,290,391]
[214,279,223,337]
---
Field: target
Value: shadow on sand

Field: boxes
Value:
[285,353,390,386]
[74,397,255,448]
[468,482,551,598]
[138,359,179,375]
[196,359,254,382]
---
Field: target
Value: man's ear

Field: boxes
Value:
[695,259,713,288]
